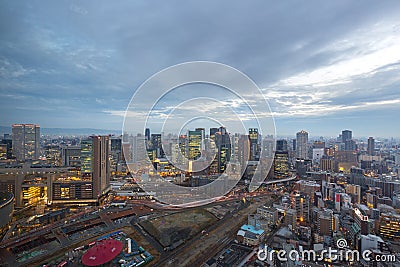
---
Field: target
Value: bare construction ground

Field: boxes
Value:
[140,208,218,247]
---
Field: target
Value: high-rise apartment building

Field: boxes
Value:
[92,136,110,197]
[317,209,334,236]
[12,124,40,161]
[296,130,308,159]
[293,193,310,222]
[367,137,375,156]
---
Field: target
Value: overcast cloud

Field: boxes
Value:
[1,0,400,137]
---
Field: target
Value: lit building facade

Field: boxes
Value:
[379,213,400,241]
[79,136,110,198]
[188,130,203,160]
[12,124,40,161]
[249,128,259,161]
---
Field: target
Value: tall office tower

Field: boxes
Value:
[81,139,93,177]
[215,127,231,173]
[262,136,275,158]
[188,130,203,160]
[1,134,12,159]
[177,134,187,160]
[171,137,183,165]
[110,136,122,172]
[145,128,150,141]
[292,139,296,151]
[210,128,218,140]
[133,134,146,163]
[368,137,375,156]
[274,150,289,179]
[122,137,132,164]
[81,136,110,197]
[249,128,259,161]
[231,133,240,161]
[342,130,352,143]
[276,139,288,152]
[195,128,205,150]
[12,124,40,161]
[151,134,164,158]
[238,134,250,166]
[296,130,308,159]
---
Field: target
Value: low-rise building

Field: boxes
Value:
[236,224,265,246]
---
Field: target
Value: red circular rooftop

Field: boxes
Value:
[82,239,123,266]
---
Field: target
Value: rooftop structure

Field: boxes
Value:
[81,239,123,266]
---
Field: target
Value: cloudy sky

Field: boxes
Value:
[1,1,400,138]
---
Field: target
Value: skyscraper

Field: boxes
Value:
[12,124,40,161]
[92,135,110,197]
[80,136,110,198]
[81,139,93,176]
[188,130,203,160]
[1,134,12,159]
[150,134,164,158]
[215,127,231,173]
[110,136,122,172]
[210,128,218,140]
[276,139,288,152]
[195,128,205,150]
[238,134,250,167]
[342,130,352,143]
[145,128,150,141]
[296,130,308,159]
[274,150,289,179]
[367,137,375,156]
[249,128,259,161]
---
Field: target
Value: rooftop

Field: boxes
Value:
[81,239,123,266]
[240,224,264,235]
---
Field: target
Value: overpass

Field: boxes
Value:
[262,175,297,185]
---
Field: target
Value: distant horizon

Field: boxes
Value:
[1,124,399,140]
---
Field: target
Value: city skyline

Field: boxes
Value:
[2,2,400,267]
[1,124,399,141]
[1,1,400,137]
